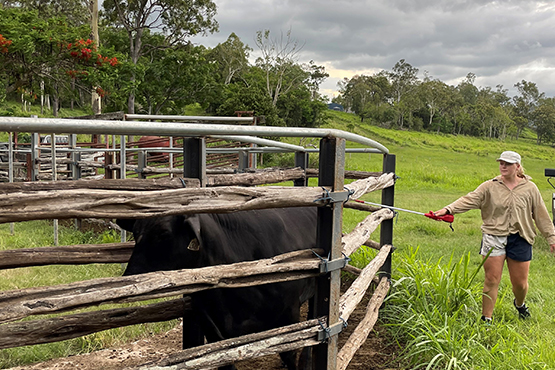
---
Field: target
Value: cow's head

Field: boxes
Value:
[117,215,203,275]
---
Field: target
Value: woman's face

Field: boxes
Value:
[499,160,519,177]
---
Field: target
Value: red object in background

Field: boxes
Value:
[137,136,171,162]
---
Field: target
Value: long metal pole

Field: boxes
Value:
[0,117,389,153]
[125,114,255,123]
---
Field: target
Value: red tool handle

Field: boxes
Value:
[424,211,454,223]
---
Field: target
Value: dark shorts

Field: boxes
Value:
[479,233,532,262]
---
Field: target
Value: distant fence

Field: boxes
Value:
[0,116,396,370]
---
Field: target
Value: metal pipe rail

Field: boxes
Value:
[125,114,256,124]
[0,117,389,153]
[19,146,383,155]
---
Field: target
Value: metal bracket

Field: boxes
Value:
[319,256,349,274]
[328,190,350,203]
[314,188,350,205]
[317,319,347,342]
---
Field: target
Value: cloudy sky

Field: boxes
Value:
[190,0,555,101]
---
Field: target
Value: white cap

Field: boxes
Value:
[497,151,521,164]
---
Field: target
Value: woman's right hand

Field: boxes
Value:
[433,208,448,217]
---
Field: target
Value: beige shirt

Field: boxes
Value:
[445,175,555,246]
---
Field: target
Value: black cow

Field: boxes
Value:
[117,207,318,370]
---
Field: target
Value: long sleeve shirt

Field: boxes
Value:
[445,175,555,246]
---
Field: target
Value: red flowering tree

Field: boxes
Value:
[0,8,124,115]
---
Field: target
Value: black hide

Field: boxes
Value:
[117,207,318,370]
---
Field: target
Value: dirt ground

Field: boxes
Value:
[7,282,401,370]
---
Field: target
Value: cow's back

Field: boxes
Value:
[196,207,318,267]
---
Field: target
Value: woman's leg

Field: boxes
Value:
[506,257,530,306]
[482,255,506,318]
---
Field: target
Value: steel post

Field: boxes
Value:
[312,137,345,370]
[238,150,249,172]
[182,137,206,350]
[294,151,309,187]
[379,154,396,279]
[183,138,206,187]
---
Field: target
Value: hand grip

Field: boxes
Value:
[424,211,454,223]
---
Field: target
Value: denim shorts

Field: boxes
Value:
[480,233,532,261]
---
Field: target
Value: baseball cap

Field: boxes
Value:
[497,151,521,164]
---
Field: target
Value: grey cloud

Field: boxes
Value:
[193,0,555,96]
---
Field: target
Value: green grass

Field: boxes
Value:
[329,110,555,369]
[3,108,555,368]
[0,221,177,369]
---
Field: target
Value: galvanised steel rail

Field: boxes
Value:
[124,114,255,123]
[0,117,389,154]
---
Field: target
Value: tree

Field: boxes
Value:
[208,32,251,85]
[0,7,123,115]
[137,40,215,115]
[2,0,90,25]
[336,73,390,120]
[418,76,450,132]
[255,29,308,108]
[513,80,544,138]
[457,73,479,105]
[305,60,329,100]
[534,98,555,145]
[102,0,219,113]
[389,59,420,128]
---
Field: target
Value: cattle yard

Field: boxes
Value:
[0,115,397,370]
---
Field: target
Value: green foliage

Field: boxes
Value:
[336,60,555,142]
[0,7,126,116]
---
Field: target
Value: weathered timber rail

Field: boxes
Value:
[0,173,395,223]
[0,242,134,269]
[0,298,188,349]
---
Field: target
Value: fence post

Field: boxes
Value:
[51,133,58,246]
[311,137,345,370]
[183,138,206,187]
[69,134,82,231]
[69,134,81,180]
[294,151,309,187]
[182,137,206,349]
[29,133,39,181]
[137,151,147,180]
[120,135,127,180]
[238,150,249,173]
[104,152,114,179]
[379,154,396,279]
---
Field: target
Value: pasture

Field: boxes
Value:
[2,110,555,369]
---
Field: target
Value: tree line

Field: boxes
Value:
[333,59,555,144]
[0,0,329,128]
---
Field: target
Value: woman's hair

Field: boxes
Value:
[517,164,526,178]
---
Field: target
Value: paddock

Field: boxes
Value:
[0,115,397,370]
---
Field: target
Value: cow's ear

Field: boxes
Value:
[184,216,202,251]
[116,219,135,232]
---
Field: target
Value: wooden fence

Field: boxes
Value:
[0,117,396,370]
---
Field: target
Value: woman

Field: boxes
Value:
[433,151,555,322]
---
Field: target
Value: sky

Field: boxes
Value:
[190,0,555,101]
